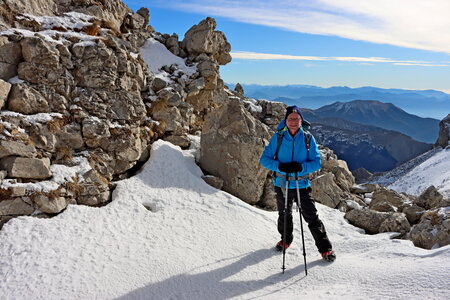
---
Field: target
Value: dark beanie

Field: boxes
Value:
[285,105,303,120]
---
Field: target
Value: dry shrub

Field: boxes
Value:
[55,147,73,161]
[0,188,12,201]
[1,2,16,25]
[149,99,168,114]
[146,128,155,139]
[100,20,122,37]
[9,127,20,135]
[14,134,34,145]
[192,119,205,129]
[92,1,105,9]
[47,116,70,133]
[109,127,122,136]
[113,127,132,137]
[65,178,81,198]
[51,26,67,32]
[14,15,41,31]
[423,211,441,225]
[81,20,101,36]
[47,189,60,201]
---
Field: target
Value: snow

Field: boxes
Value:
[1,140,449,300]
[50,156,92,184]
[0,155,92,194]
[17,12,94,31]
[0,111,60,123]
[73,40,97,48]
[1,179,59,194]
[244,98,263,113]
[388,147,450,197]
[7,76,24,84]
[140,38,197,82]
[1,12,100,45]
[368,147,442,187]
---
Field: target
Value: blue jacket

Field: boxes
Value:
[260,120,321,189]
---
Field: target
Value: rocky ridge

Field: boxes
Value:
[0,0,448,250]
[0,0,230,226]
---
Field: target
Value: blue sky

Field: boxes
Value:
[124,0,450,93]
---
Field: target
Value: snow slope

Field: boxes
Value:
[0,140,449,300]
[388,147,450,197]
[368,147,450,198]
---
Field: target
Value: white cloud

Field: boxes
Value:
[153,0,450,54]
[230,51,449,67]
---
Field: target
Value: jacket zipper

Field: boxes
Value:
[291,135,296,162]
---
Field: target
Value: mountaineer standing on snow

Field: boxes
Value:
[260,105,336,262]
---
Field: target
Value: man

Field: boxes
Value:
[260,105,336,262]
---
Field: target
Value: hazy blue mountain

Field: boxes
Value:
[308,118,432,172]
[302,100,440,143]
[227,84,450,119]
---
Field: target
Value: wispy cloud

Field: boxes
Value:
[150,0,450,54]
[231,51,449,67]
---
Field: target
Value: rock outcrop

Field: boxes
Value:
[0,0,132,31]
[182,17,231,65]
[200,98,271,205]
[435,114,450,148]
[0,1,231,228]
[409,207,450,249]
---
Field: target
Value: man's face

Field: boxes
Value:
[286,112,302,133]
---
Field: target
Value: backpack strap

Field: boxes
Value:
[273,131,285,161]
[303,130,311,151]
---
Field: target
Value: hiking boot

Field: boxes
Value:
[275,241,290,251]
[321,250,336,262]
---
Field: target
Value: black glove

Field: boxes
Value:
[278,162,303,174]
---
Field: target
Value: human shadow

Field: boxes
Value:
[115,248,324,300]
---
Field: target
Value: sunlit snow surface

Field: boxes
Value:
[1,140,448,300]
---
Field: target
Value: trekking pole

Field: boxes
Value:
[281,177,289,274]
[295,172,308,276]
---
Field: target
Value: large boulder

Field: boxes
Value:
[256,99,286,130]
[0,140,36,158]
[0,157,52,179]
[322,158,355,193]
[1,0,131,31]
[182,17,231,65]
[345,209,389,234]
[402,204,426,224]
[311,173,343,208]
[0,79,11,109]
[410,208,450,249]
[7,84,50,114]
[370,189,410,212]
[415,185,449,209]
[77,169,110,206]
[0,36,22,64]
[378,213,411,236]
[34,194,67,214]
[199,98,271,205]
[0,198,34,216]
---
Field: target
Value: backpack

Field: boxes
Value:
[273,119,312,161]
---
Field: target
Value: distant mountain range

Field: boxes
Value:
[308,118,432,172]
[228,84,450,120]
[302,100,440,143]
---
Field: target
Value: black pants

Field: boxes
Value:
[275,186,332,253]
